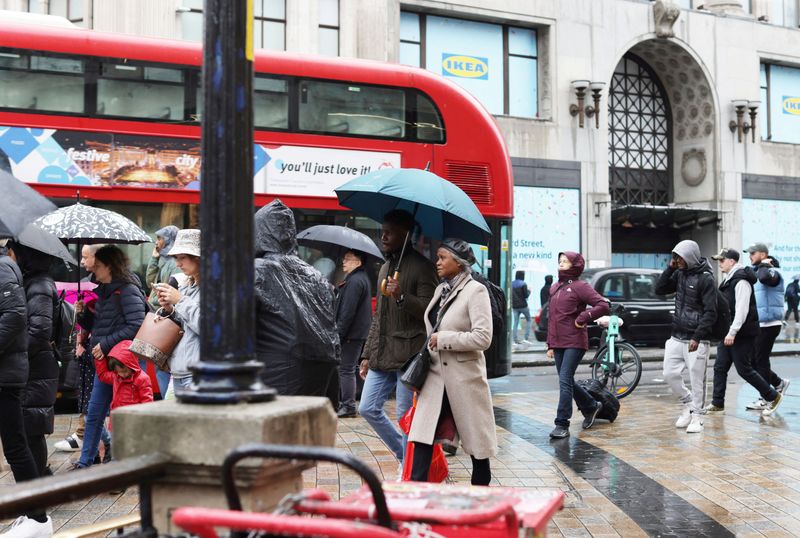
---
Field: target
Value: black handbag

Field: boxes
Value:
[400,297,454,392]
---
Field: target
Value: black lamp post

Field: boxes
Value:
[177,0,275,404]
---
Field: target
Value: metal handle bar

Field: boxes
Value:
[222,443,393,529]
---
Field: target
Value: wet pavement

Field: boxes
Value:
[3,356,800,536]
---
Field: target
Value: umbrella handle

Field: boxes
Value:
[380,271,400,297]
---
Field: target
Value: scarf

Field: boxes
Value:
[438,270,470,317]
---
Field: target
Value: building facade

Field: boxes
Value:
[3,0,800,310]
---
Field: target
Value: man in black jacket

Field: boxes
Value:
[706,249,782,416]
[655,239,716,434]
[0,239,52,535]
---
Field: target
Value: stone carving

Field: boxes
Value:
[654,1,681,38]
[681,149,707,186]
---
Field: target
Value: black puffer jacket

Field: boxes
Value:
[21,272,58,436]
[79,278,146,356]
[656,252,717,341]
[254,200,340,395]
[720,265,759,338]
[0,254,28,388]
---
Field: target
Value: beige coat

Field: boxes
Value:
[408,275,498,460]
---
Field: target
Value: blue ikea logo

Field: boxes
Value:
[441,53,488,80]
[782,96,800,116]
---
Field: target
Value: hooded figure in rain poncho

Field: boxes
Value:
[253,200,341,402]
[146,225,179,309]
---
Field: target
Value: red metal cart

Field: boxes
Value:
[171,443,564,538]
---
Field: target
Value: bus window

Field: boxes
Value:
[0,52,84,113]
[298,80,406,139]
[254,76,289,129]
[97,63,184,120]
[414,92,444,142]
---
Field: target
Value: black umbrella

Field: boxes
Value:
[0,170,57,239]
[297,225,384,261]
[16,223,77,265]
[33,202,152,245]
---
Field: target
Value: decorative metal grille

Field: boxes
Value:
[608,55,672,206]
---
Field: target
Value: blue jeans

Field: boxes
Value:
[358,369,413,462]
[553,348,596,428]
[78,373,113,467]
[139,359,171,397]
[512,307,532,342]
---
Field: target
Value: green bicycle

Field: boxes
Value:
[589,303,642,398]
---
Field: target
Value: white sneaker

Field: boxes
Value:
[394,462,404,481]
[686,413,704,433]
[762,392,784,416]
[0,516,53,538]
[675,405,691,428]
[778,379,791,396]
[746,399,767,410]
[53,433,82,453]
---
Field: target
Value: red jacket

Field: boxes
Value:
[96,340,153,427]
[546,252,609,350]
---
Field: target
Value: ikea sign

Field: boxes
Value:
[441,53,489,80]
[782,96,800,116]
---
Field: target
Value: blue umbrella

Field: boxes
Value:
[334,168,491,245]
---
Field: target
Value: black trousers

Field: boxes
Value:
[0,388,47,521]
[712,336,777,408]
[300,360,339,410]
[786,301,799,322]
[754,325,783,389]
[409,391,491,486]
[27,434,48,478]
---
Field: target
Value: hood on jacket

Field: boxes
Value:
[724,264,757,285]
[558,251,585,281]
[108,340,142,374]
[156,226,179,258]
[672,240,702,269]
[255,199,298,257]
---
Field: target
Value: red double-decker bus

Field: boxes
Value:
[0,18,513,375]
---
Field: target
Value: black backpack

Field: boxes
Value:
[709,285,732,342]
[52,290,76,364]
[471,271,506,337]
[577,379,620,422]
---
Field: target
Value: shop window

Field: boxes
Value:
[319,0,339,57]
[399,11,538,118]
[760,62,800,144]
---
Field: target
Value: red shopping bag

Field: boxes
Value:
[399,397,448,482]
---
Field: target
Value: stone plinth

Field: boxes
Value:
[112,397,336,534]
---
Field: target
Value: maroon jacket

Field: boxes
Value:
[546,252,609,350]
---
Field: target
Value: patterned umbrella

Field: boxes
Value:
[33,202,152,245]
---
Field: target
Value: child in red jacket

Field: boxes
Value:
[95,340,154,431]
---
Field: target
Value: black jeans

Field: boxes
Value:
[754,325,783,388]
[712,336,777,408]
[337,340,364,412]
[0,388,47,521]
[411,441,491,485]
[27,434,49,478]
[786,301,799,322]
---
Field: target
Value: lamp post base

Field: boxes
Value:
[176,360,277,404]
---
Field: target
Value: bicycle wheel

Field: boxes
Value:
[590,342,642,398]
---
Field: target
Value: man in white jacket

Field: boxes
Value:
[706,249,782,416]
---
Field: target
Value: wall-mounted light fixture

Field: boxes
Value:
[729,100,760,143]
[570,81,606,128]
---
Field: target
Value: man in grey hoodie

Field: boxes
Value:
[655,240,717,433]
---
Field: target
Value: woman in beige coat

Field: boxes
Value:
[408,238,497,485]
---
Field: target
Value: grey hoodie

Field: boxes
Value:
[672,239,701,269]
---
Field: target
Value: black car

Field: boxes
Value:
[534,268,674,347]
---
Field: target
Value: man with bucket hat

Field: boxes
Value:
[706,248,782,416]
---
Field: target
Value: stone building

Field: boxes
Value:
[3,0,799,308]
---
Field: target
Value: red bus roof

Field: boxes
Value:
[0,21,513,218]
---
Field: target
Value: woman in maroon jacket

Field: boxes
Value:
[546,252,609,439]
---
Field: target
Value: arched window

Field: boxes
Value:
[608,54,672,206]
